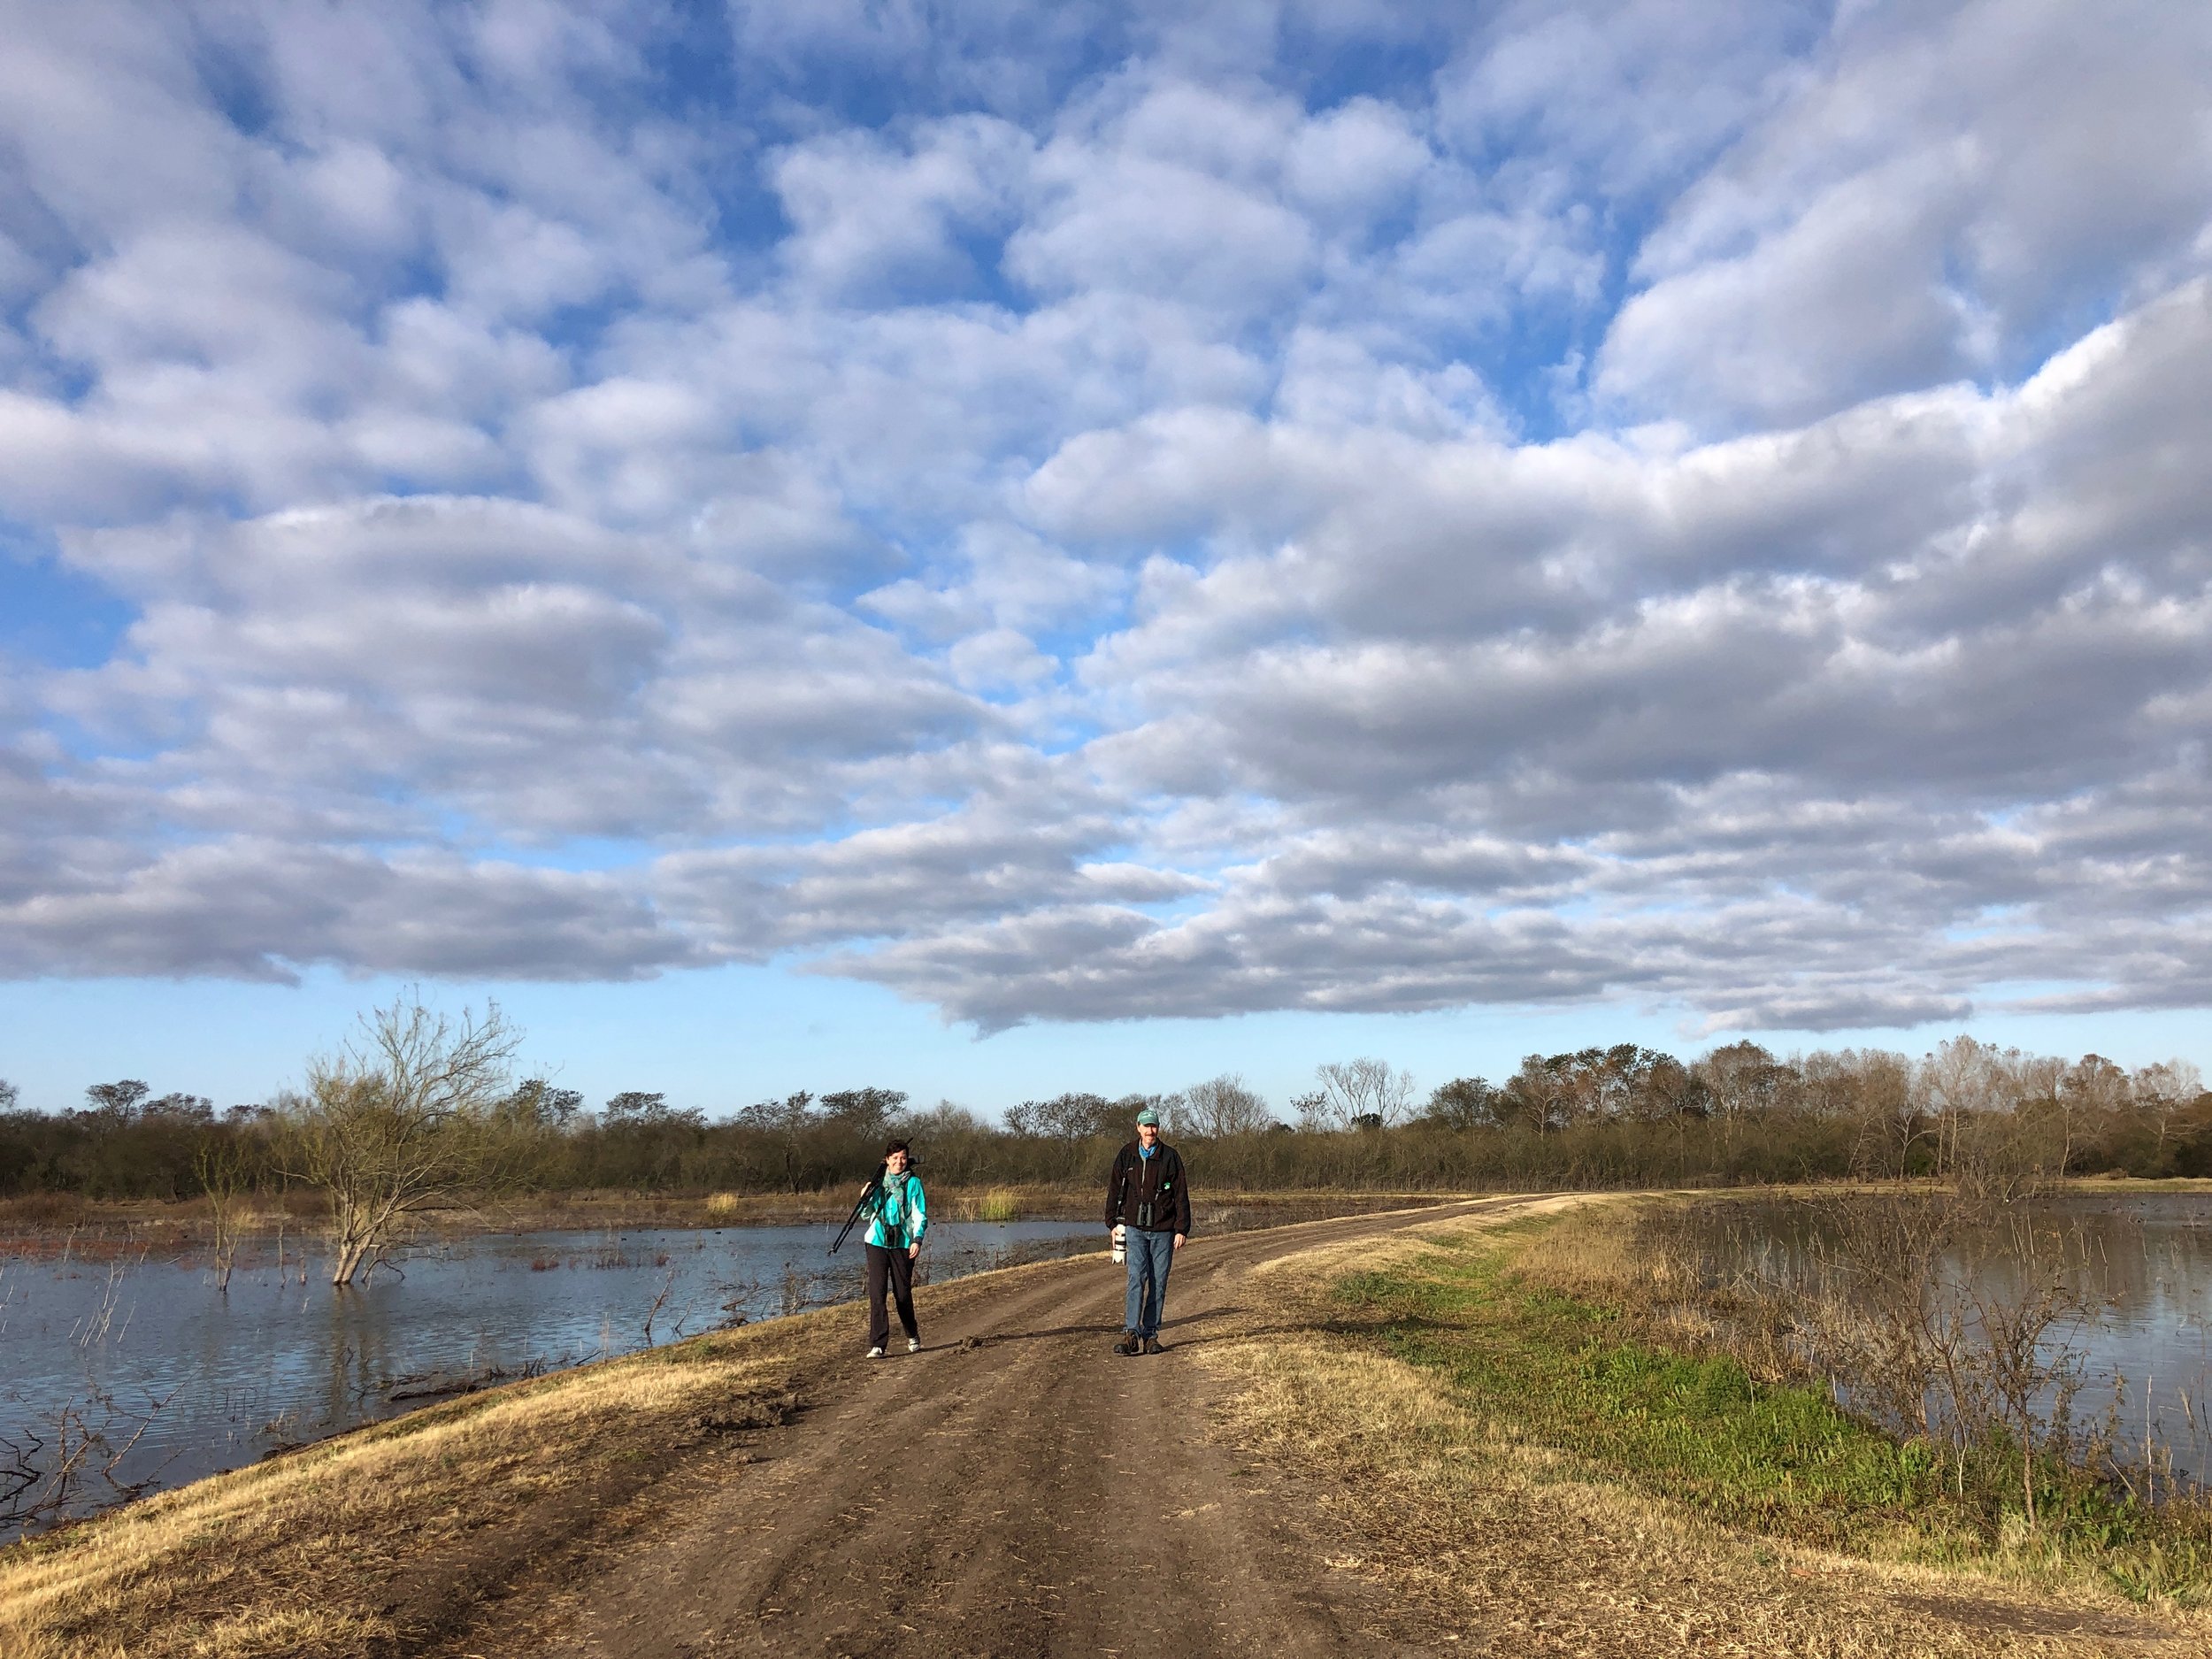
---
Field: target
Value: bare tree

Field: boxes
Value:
[193,1135,252,1294]
[735,1091,816,1192]
[901,1099,995,1185]
[1420,1077,1503,1130]
[2133,1060,2205,1164]
[1004,1092,1122,1140]
[1824,1048,1919,1179]
[1498,1055,1573,1133]
[819,1087,908,1135]
[1308,1058,1417,1130]
[277,994,527,1286]
[1170,1074,1276,1137]
[1915,1035,2022,1183]
[606,1090,675,1123]
[503,1079,587,1130]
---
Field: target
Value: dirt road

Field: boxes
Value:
[452,1199,1525,1659]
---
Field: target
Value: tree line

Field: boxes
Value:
[4,1013,2208,1237]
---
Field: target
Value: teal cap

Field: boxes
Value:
[1135,1107,1160,1126]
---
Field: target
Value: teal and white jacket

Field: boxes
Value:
[861,1171,927,1249]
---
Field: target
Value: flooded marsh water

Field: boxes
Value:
[1662,1190,2212,1489]
[0,1218,1097,1538]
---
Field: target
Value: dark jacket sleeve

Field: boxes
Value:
[1104,1144,1131,1227]
[1170,1148,1193,1236]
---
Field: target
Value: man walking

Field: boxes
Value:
[1103,1105,1190,1355]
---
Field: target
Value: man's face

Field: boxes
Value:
[1137,1122,1159,1148]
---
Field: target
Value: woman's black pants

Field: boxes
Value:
[864,1241,918,1348]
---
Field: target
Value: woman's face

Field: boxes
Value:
[885,1148,910,1174]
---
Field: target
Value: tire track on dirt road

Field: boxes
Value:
[449,1198,1532,1659]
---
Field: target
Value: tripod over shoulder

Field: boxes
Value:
[830,1161,888,1255]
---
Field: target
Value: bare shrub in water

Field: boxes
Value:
[275,994,528,1286]
[1,1383,180,1537]
[1791,1196,2107,1523]
[1622,1191,2114,1528]
[191,1135,251,1293]
[1969,1207,2105,1525]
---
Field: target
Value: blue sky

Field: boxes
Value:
[2,1,2208,1116]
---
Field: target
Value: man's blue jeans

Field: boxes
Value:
[1124,1226,1175,1338]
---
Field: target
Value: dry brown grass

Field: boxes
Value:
[0,1309,845,1659]
[1199,1202,2201,1656]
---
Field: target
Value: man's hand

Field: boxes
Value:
[908,1242,920,1260]
[1172,1233,1186,1251]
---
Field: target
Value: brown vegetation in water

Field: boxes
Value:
[1505,1194,2212,1593]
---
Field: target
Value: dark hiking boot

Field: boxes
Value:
[1113,1332,1141,1356]
[1142,1335,1164,1355]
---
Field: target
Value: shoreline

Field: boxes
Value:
[0,1184,1453,1252]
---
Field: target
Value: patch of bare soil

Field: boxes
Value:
[1885,1593,2177,1642]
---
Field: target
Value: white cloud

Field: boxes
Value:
[1282,97,1432,228]
[772,117,1032,304]
[1597,0,2212,426]
[0,840,698,981]
[0,0,2204,1048]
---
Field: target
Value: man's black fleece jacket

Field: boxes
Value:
[1104,1141,1193,1235]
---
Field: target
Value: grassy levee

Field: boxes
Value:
[1200,1198,2208,1655]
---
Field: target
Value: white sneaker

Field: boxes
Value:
[866,1345,885,1358]
[907,1338,921,1354]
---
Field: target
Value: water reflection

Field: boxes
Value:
[0,1219,1097,1537]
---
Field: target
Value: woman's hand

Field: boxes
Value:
[907,1241,920,1260]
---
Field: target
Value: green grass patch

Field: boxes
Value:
[1333,1221,2212,1601]
[1336,1232,1938,1548]
[972,1187,1023,1223]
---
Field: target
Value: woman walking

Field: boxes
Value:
[856,1139,927,1356]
